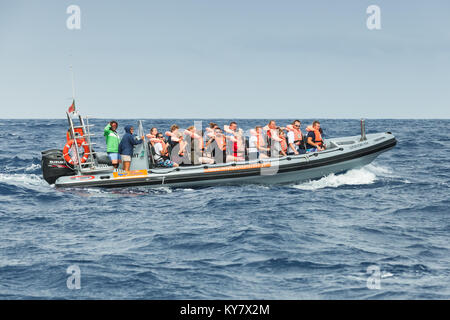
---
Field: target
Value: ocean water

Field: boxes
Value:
[0,118,449,299]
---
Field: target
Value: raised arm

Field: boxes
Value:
[104,123,111,136]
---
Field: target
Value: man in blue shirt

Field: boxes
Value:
[306,121,325,152]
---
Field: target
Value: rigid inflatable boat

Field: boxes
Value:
[41,112,396,188]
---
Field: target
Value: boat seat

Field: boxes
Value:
[244,136,249,161]
[93,151,112,166]
[147,142,157,168]
[301,134,308,150]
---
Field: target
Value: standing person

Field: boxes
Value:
[306,121,325,152]
[118,125,144,171]
[104,121,120,168]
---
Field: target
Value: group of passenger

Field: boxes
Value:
[104,120,325,169]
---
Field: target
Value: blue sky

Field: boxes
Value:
[0,0,449,118]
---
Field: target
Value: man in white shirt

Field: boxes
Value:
[287,130,297,154]
[153,133,179,168]
[287,120,301,155]
[248,126,269,160]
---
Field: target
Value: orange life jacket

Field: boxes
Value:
[160,140,168,156]
[307,127,323,146]
[256,133,265,149]
[192,136,204,151]
[292,128,303,144]
[66,128,85,147]
[215,135,227,151]
[285,125,303,144]
[280,138,287,153]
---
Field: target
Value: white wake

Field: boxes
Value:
[292,164,392,190]
[0,173,45,186]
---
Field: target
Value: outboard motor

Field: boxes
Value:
[41,149,75,184]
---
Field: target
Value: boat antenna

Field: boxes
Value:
[70,64,76,103]
[67,62,79,116]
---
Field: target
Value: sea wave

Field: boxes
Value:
[0,119,449,299]
[0,173,45,187]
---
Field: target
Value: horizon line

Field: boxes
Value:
[1,117,449,120]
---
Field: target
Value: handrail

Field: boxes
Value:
[83,115,96,170]
[66,111,83,174]
[66,111,105,174]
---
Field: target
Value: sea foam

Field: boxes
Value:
[292,164,391,190]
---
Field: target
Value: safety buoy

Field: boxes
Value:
[66,128,85,145]
[63,139,90,165]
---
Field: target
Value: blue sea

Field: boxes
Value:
[0,119,449,299]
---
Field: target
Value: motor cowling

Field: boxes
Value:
[94,152,112,166]
[41,149,75,184]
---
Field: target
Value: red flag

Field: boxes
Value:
[68,100,75,113]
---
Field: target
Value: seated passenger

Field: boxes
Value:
[224,121,245,162]
[210,128,227,163]
[183,126,214,164]
[248,126,269,160]
[206,122,219,139]
[184,126,201,159]
[286,120,305,155]
[165,124,187,164]
[305,121,325,152]
[146,127,159,145]
[263,120,282,157]
[198,130,214,164]
[153,133,179,168]
[278,129,288,157]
